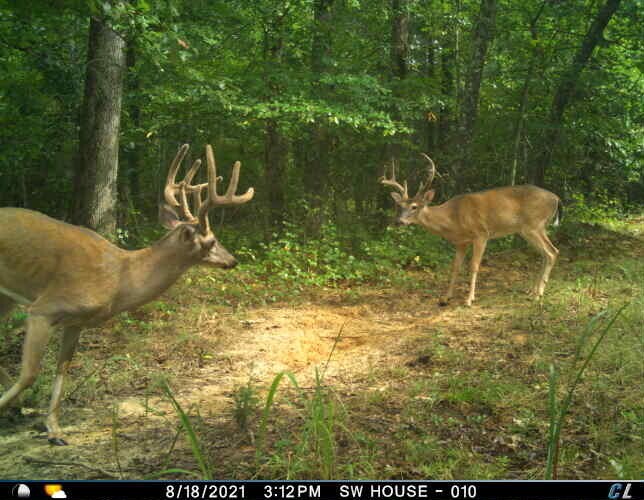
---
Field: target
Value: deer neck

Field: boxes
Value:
[418,203,455,240]
[115,237,196,313]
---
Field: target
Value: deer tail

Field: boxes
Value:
[553,198,563,227]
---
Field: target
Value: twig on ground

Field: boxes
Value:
[23,456,120,478]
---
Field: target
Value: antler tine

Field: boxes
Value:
[176,159,203,221]
[379,162,409,199]
[192,186,210,233]
[197,145,255,234]
[164,144,190,207]
[184,158,202,186]
[417,153,437,195]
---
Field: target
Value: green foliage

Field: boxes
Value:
[232,378,260,432]
[1,0,641,222]
[257,367,345,479]
[565,193,626,224]
[234,219,450,293]
[160,379,213,480]
[545,304,629,479]
[362,225,452,272]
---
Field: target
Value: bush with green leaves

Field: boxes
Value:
[238,219,451,290]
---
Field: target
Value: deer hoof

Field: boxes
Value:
[48,437,69,446]
[438,298,450,307]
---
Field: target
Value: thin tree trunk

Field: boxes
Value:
[304,0,334,220]
[263,21,288,231]
[425,31,438,153]
[531,0,621,186]
[456,0,497,184]
[265,119,287,229]
[125,41,141,205]
[510,2,545,185]
[439,16,455,150]
[381,0,409,209]
[72,16,126,238]
[391,0,409,80]
[116,41,143,236]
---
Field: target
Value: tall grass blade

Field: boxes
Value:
[161,379,212,480]
[257,371,300,459]
[545,303,629,479]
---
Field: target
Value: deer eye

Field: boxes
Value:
[410,204,418,211]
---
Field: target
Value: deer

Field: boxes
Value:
[380,154,562,307]
[0,144,254,445]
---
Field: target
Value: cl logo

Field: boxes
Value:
[608,483,633,499]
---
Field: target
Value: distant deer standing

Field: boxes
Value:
[380,155,562,306]
[0,144,254,445]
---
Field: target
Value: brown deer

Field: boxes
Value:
[380,154,562,306]
[0,144,254,445]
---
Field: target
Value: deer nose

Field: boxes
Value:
[224,259,238,269]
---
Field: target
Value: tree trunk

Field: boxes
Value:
[456,0,497,183]
[265,119,287,229]
[510,2,545,185]
[531,0,621,187]
[439,19,455,150]
[304,0,334,217]
[72,16,126,238]
[425,29,438,153]
[381,0,409,209]
[117,41,141,230]
[125,41,141,206]
[263,22,288,231]
[391,0,409,80]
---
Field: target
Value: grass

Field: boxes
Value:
[545,304,630,479]
[0,215,642,480]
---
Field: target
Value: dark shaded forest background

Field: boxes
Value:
[0,0,641,249]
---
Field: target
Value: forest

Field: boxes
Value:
[0,0,642,482]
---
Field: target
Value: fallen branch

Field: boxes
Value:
[23,456,120,479]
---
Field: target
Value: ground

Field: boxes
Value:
[0,218,642,480]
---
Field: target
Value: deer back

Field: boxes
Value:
[432,185,560,243]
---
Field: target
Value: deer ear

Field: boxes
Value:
[159,203,181,229]
[423,190,436,204]
[390,192,403,204]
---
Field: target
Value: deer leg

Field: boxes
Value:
[0,295,16,388]
[465,238,487,307]
[0,315,52,413]
[521,230,557,297]
[535,231,559,296]
[440,244,467,306]
[520,231,545,295]
[46,326,81,446]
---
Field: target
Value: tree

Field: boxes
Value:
[456,0,497,184]
[383,0,409,206]
[531,0,622,187]
[303,0,335,215]
[262,5,289,231]
[0,0,640,245]
[510,1,546,186]
[72,15,126,237]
